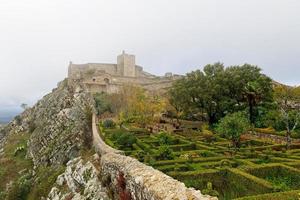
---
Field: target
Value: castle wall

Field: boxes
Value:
[91,114,216,200]
[67,52,179,95]
[68,63,118,80]
[117,52,136,77]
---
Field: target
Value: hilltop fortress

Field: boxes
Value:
[68,51,181,94]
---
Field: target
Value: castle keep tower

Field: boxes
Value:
[117,51,136,77]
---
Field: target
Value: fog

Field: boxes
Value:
[0,0,299,115]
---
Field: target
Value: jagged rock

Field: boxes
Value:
[25,80,95,166]
[47,156,110,200]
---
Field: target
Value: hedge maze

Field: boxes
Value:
[99,121,300,200]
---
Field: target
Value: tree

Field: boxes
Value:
[20,103,28,110]
[118,85,166,128]
[224,64,273,124]
[168,63,273,125]
[168,79,189,123]
[274,85,300,149]
[93,92,112,115]
[171,63,228,125]
[216,112,250,149]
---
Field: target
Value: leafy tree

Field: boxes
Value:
[118,85,166,128]
[216,112,250,148]
[168,63,273,125]
[274,85,300,149]
[94,92,112,115]
[224,64,273,124]
[168,79,190,123]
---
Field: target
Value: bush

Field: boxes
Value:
[201,182,219,197]
[116,133,137,148]
[157,132,174,145]
[27,166,65,199]
[14,146,25,157]
[202,130,216,143]
[103,119,116,128]
[7,172,32,200]
[156,145,174,160]
[133,150,146,162]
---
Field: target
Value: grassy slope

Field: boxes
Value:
[0,132,33,194]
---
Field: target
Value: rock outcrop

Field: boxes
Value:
[47,155,110,200]
[0,79,94,167]
[27,80,94,166]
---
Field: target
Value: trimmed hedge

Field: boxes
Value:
[245,164,300,190]
[170,168,274,199]
[234,190,300,200]
[153,156,228,167]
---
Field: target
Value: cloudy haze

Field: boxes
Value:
[0,0,300,117]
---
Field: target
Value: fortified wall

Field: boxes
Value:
[92,114,216,200]
[68,51,182,94]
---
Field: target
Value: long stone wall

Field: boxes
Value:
[92,114,124,156]
[92,114,217,200]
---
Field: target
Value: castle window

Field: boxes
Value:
[92,78,96,82]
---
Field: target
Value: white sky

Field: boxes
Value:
[0,0,300,110]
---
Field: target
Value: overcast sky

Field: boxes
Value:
[0,0,299,112]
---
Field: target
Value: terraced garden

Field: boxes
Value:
[98,120,300,200]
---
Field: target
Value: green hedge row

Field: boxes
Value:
[244,164,300,191]
[153,156,227,166]
[234,190,300,200]
[169,168,274,199]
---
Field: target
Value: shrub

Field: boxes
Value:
[156,145,174,160]
[202,130,216,143]
[116,133,137,148]
[14,146,25,157]
[7,172,32,200]
[103,119,116,128]
[157,132,174,145]
[201,182,219,197]
[117,172,131,200]
[27,166,65,199]
[14,116,22,126]
[133,150,146,162]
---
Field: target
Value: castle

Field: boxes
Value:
[68,51,181,94]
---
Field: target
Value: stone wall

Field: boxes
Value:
[92,114,217,200]
[92,114,124,156]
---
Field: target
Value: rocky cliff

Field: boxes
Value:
[0,78,215,200]
[0,79,100,199]
[1,79,94,167]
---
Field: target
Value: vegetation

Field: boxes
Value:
[98,63,300,199]
[168,63,273,125]
[0,132,33,199]
[216,112,250,148]
[274,85,300,148]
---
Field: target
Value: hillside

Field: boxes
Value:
[0,78,212,200]
[0,79,107,199]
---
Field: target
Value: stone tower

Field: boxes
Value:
[117,51,136,77]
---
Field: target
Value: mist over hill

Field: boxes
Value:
[0,107,22,124]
